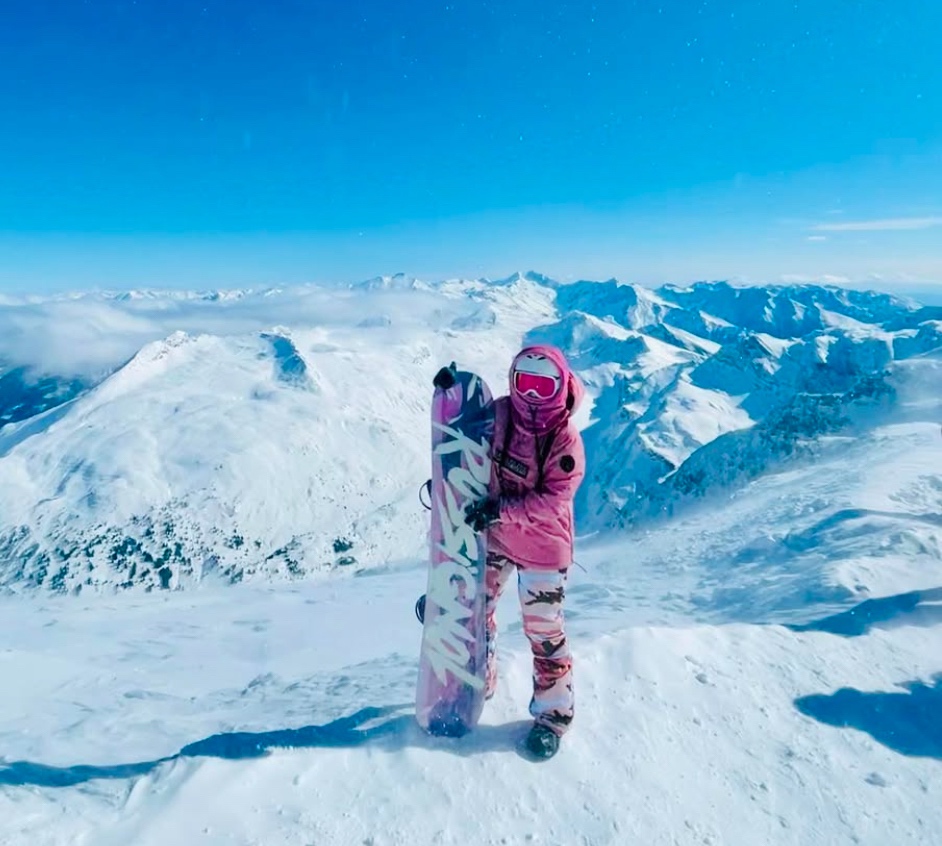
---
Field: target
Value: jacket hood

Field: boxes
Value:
[508,344,584,433]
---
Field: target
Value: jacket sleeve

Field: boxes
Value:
[498,425,585,528]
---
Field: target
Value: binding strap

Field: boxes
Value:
[418,479,432,510]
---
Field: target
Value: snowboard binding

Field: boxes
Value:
[432,363,457,390]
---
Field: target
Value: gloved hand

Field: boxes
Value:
[464,497,501,532]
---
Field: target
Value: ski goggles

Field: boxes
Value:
[513,370,560,400]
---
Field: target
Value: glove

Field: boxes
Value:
[464,497,501,533]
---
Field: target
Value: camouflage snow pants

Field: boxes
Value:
[484,553,574,736]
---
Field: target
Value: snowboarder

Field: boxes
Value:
[464,344,586,759]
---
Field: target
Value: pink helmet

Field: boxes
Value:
[509,344,583,433]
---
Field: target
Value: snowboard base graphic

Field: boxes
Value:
[415,365,495,737]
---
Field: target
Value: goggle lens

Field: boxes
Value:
[514,370,559,400]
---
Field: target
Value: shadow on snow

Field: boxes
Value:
[795,675,942,760]
[0,706,533,789]
[791,587,942,759]
[787,587,942,637]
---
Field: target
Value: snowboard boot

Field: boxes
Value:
[524,723,560,760]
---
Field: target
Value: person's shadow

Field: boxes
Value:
[0,706,534,788]
[795,676,942,760]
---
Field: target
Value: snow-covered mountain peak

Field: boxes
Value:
[489,269,558,287]
[351,272,428,292]
[0,275,939,592]
[554,277,672,330]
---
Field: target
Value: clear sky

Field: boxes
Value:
[1,0,940,293]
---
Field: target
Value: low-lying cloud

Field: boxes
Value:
[0,284,457,378]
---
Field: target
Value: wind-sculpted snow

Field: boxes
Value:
[0,275,939,592]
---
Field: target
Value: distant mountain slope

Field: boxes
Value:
[0,276,939,592]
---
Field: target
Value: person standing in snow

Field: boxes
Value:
[464,344,586,759]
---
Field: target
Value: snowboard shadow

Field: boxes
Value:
[787,587,942,637]
[0,705,412,789]
[0,707,534,789]
[795,675,942,760]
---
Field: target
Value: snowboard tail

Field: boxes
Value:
[415,366,494,736]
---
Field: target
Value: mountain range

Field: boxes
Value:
[0,273,939,593]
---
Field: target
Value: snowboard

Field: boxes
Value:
[415,364,495,737]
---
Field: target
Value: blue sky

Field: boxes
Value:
[1,0,940,293]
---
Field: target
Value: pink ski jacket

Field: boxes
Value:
[487,345,586,569]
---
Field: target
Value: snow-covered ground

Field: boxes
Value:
[1,410,940,845]
[0,275,940,844]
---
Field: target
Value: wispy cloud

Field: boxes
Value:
[780,274,852,285]
[812,217,942,232]
[0,285,453,378]
[807,235,828,242]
